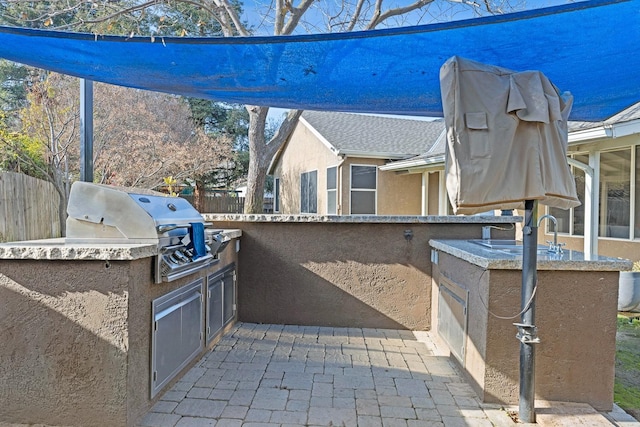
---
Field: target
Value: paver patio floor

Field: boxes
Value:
[138,322,636,427]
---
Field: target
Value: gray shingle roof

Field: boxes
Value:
[301,111,444,158]
[569,101,640,132]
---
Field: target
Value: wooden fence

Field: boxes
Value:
[181,194,245,214]
[0,172,61,242]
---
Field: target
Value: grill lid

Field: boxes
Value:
[66,182,204,242]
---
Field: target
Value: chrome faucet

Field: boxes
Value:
[537,214,564,254]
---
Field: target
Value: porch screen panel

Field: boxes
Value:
[636,146,640,239]
[599,149,630,239]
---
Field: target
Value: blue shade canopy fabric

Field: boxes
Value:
[0,0,638,121]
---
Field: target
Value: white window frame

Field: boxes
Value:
[273,177,280,213]
[300,170,318,214]
[349,164,377,215]
[327,166,337,215]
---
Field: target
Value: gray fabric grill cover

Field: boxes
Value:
[440,56,581,215]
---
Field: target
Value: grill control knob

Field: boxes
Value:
[174,250,190,263]
[168,253,181,264]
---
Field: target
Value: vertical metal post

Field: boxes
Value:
[517,199,540,423]
[80,78,94,182]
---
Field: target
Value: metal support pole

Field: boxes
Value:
[516,199,540,423]
[80,78,94,182]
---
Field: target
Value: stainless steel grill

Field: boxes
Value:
[66,181,228,283]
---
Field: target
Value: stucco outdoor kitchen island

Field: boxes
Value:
[429,238,630,412]
[0,230,240,427]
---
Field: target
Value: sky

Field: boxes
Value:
[241,0,578,37]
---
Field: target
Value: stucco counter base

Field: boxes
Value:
[0,233,240,427]
[429,239,631,412]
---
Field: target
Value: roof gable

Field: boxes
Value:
[301,111,444,158]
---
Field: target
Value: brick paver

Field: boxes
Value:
[137,322,627,427]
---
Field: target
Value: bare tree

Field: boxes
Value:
[92,83,232,199]
[14,74,232,232]
[18,72,79,233]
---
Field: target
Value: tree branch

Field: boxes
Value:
[265,108,302,160]
[211,0,250,36]
[280,0,315,35]
[367,0,433,29]
[346,0,367,32]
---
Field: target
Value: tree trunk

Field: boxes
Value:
[58,191,68,237]
[244,106,269,213]
[244,106,303,214]
[194,179,206,212]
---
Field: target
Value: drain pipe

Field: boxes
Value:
[516,199,541,423]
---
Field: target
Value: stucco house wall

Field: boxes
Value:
[271,117,423,215]
[377,167,422,215]
[272,122,337,214]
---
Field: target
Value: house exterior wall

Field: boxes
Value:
[377,167,422,215]
[271,123,423,215]
[339,157,422,215]
[427,171,441,215]
[272,124,339,215]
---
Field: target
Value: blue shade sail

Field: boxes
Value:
[0,0,637,121]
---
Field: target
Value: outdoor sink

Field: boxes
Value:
[497,247,557,256]
[469,239,553,255]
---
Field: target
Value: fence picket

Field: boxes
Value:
[0,172,61,242]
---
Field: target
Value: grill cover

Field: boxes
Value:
[440,56,581,215]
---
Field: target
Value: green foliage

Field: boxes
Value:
[0,113,47,179]
[0,0,246,37]
[615,315,640,418]
[187,100,249,148]
[0,61,30,112]
[614,381,640,412]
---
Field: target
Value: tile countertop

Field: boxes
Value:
[0,229,242,261]
[430,239,632,271]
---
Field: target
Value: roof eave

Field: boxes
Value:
[379,154,445,171]
[568,117,640,145]
[339,150,418,159]
[568,126,612,144]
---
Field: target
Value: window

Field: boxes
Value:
[300,170,317,214]
[549,154,587,235]
[600,149,631,238]
[350,165,376,215]
[327,166,337,215]
[548,148,640,241]
[273,178,280,213]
